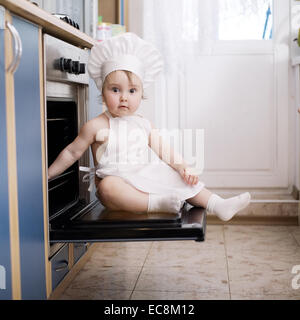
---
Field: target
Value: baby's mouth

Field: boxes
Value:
[119,105,128,109]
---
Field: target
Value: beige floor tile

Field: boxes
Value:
[58,224,300,300]
[89,246,150,267]
[145,226,226,269]
[224,225,298,252]
[226,244,300,270]
[229,270,300,297]
[287,226,300,247]
[151,240,203,250]
[226,249,300,297]
[205,224,225,242]
[60,288,132,300]
[144,246,226,268]
[131,290,230,300]
[151,225,224,250]
[94,241,153,249]
[135,266,229,293]
[231,292,300,300]
[65,264,141,291]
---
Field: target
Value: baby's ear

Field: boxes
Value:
[99,94,105,105]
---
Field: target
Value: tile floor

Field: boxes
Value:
[59,224,300,300]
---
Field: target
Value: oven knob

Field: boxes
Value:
[71,61,86,74]
[72,60,80,74]
[79,63,85,74]
[59,58,73,73]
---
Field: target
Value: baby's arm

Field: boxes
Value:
[148,121,199,185]
[48,121,96,180]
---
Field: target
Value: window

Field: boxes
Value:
[218,0,273,40]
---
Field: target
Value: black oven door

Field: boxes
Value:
[49,201,206,243]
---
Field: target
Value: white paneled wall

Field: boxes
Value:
[291,0,300,191]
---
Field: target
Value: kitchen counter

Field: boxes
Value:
[0,0,97,48]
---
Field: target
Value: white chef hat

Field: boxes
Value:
[88,32,163,91]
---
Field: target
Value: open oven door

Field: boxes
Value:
[49,201,206,243]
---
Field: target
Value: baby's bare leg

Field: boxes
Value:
[97,176,149,212]
[96,176,184,213]
[186,188,213,208]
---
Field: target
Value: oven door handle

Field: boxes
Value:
[54,260,69,272]
[6,21,22,73]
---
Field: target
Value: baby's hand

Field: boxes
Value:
[178,166,200,186]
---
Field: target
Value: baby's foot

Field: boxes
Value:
[207,192,251,221]
[147,194,184,213]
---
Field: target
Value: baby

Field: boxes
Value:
[48,33,250,221]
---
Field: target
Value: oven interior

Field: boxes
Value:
[47,100,80,220]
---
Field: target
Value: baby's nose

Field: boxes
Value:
[120,93,128,101]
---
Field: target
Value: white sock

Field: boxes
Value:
[147,194,184,213]
[206,192,251,221]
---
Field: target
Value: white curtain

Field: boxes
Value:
[142,0,218,131]
[143,0,217,72]
[142,0,272,128]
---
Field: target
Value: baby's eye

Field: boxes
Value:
[129,88,136,93]
[112,87,119,93]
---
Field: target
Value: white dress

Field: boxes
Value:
[81,110,205,201]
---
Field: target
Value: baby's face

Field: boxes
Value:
[102,70,143,117]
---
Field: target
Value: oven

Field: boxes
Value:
[44,34,206,247]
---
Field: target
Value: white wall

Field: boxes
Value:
[290,0,300,191]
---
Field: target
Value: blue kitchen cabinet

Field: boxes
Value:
[0,11,13,300]
[0,10,47,300]
[12,15,47,300]
[1,6,102,299]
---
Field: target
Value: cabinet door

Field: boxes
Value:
[0,16,12,300]
[12,15,47,300]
